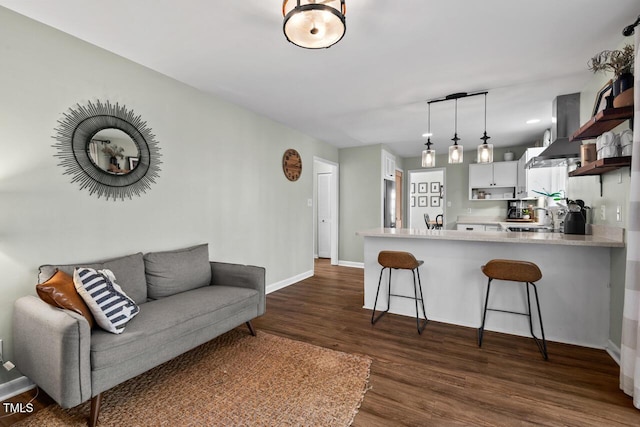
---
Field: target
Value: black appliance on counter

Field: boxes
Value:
[563,200,586,235]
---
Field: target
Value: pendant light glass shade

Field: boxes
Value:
[477,93,493,163]
[422,142,436,168]
[422,103,436,167]
[448,143,463,164]
[477,138,493,163]
[448,99,463,164]
[283,0,346,49]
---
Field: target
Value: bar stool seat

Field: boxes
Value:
[478,259,548,359]
[371,251,428,334]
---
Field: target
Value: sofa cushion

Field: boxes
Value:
[90,285,259,370]
[36,269,96,329]
[74,268,140,334]
[38,252,147,305]
[144,244,211,299]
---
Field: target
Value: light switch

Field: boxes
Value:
[307,198,313,207]
[600,205,606,221]
[616,206,621,222]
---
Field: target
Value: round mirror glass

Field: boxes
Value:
[88,128,141,175]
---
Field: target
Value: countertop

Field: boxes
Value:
[356,225,625,248]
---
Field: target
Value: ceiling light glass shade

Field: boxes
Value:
[448,144,463,164]
[283,0,346,49]
[422,148,436,168]
[477,143,493,163]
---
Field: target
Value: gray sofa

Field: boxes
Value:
[12,244,265,427]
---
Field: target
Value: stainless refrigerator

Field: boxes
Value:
[383,179,396,228]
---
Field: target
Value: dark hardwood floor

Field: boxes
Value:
[254,259,638,426]
[2,259,638,426]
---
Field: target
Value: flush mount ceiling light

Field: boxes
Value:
[477,93,493,164]
[422,103,436,168]
[283,0,346,49]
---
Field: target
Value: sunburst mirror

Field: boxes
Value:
[53,100,162,200]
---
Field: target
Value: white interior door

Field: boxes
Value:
[317,173,331,258]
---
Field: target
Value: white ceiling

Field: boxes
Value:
[1,0,637,157]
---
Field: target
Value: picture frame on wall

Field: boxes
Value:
[418,196,427,207]
[430,196,440,207]
[592,80,613,116]
[430,182,440,193]
[411,196,415,207]
[418,182,428,193]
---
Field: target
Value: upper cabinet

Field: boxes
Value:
[469,161,518,200]
[382,149,396,181]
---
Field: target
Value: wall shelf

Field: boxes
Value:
[568,156,632,197]
[569,106,633,142]
[568,156,631,177]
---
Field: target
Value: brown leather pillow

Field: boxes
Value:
[36,269,95,329]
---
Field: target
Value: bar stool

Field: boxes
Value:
[478,259,547,359]
[371,251,428,334]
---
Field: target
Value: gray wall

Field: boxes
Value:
[338,144,384,263]
[0,7,338,384]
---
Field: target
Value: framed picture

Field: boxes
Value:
[418,196,427,207]
[431,182,440,193]
[411,196,415,207]
[430,196,440,207]
[128,157,139,170]
[411,183,415,194]
[418,182,428,193]
[592,80,613,117]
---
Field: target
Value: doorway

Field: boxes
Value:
[314,158,339,265]
[408,168,446,229]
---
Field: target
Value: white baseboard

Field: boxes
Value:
[266,270,313,294]
[338,260,364,269]
[0,376,34,402]
[607,340,621,366]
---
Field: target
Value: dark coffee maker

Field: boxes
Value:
[563,200,586,235]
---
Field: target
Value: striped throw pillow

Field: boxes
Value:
[73,267,140,334]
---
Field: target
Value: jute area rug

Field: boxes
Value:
[16,329,371,426]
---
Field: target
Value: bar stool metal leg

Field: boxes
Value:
[413,268,428,334]
[478,277,492,347]
[526,281,548,360]
[371,267,391,324]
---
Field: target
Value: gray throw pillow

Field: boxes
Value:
[144,244,211,299]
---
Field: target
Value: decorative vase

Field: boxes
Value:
[613,72,633,97]
[110,156,119,167]
[613,88,634,108]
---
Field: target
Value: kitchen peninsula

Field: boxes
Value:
[357,226,624,349]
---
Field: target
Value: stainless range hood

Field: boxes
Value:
[527,93,581,168]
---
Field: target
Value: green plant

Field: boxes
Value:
[588,44,634,77]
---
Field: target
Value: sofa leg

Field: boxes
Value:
[246,321,256,336]
[89,393,102,427]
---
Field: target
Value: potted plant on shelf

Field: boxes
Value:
[588,44,634,108]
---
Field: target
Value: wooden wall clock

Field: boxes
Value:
[282,148,302,181]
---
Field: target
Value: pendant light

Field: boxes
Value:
[477,93,493,163]
[422,103,436,168]
[448,99,463,164]
[282,0,346,49]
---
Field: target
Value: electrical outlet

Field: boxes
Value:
[617,206,622,222]
[600,205,606,221]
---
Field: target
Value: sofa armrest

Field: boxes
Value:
[13,296,92,408]
[210,262,265,315]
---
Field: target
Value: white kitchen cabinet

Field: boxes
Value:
[469,161,518,200]
[382,150,396,181]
